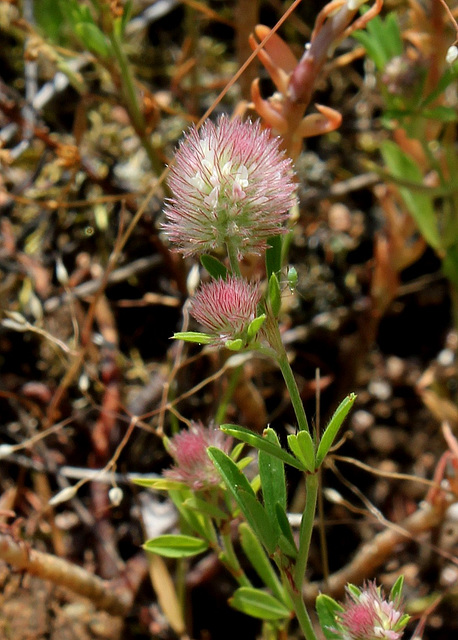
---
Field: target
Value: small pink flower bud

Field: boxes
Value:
[164,423,231,490]
[189,276,262,348]
[163,116,297,258]
[337,582,408,640]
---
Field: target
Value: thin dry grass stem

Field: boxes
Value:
[0,531,132,615]
[303,499,452,603]
[248,0,383,159]
[5,191,137,209]
[44,207,128,426]
[196,0,303,129]
[0,416,76,458]
[331,454,441,492]
[157,300,192,436]
[437,0,458,43]
[50,415,139,504]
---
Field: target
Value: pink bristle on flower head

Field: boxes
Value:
[163,116,297,258]
[164,422,231,490]
[189,276,262,348]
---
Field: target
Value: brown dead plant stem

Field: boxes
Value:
[0,532,134,616]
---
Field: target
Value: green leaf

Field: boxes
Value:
[390,575,405,603]
[229,587,292,621]
[173,331,213,344]
[354,13,402,71]
[225,338,244,351]
[315,594,343,640]
[275,504,297,558]
[265,235,283,278]
[420,106,457,122]
[237,490,278,554]
[315,394,356,467]
[268,273,282,317]
[230,442,245,461]
[208,448,277,551]
[259,428,286,531]
[346,583,362,598]
[132,477,188,491]
[200,255,228,280]
[143,534,208,558]
[247,314,266,340]
[220,424,305,471]
[380,140,441,250]
[421,65,458,108]
[287,432,315,472]
[183,495,228,521]
[116,0,133,37]
[239,523,289,606]
[74,22,111,57]
[169,489,215,542]
[35,0,66,43]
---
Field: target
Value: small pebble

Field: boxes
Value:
[386,356,405,381]
[368,379,392,401]
[351,409,374,433]
[437,348,454,367]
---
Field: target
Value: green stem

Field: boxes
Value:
[108,31,163,176]
[226,240,241,277]
[276,349,310,434]
[263,314,310,434]
[220,530,252,587]
[294,473,319,591]
[284,579,318,640]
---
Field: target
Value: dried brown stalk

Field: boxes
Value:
[0,532,132,616]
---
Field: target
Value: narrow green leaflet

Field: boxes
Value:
[259,428,286,530]
[247,314,266,340]
[237,489,278,554]
[265,235,283,278]
[353,13,402,71]
[207,447,255,500]
[132,477,188,491]
[239,523,289,606]
[230,587,292,621]
[220,424,305,471]
[315,594,344,640]
[268,273,282,317]
[380,140,441,250]
[421,65,458,108]
[208,447,277,553]
[173,331,213,344]
[200,254,228,280]
[143,534,208,558]
[275,503,297,558]
[74,22,111,58]
[183,495,227,522]
[390,575,405,603]
[169,489,215,542]
[315,394,356,467]
[287,432,315,472]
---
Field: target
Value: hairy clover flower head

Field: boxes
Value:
[163,116,296,258]
[337,582,407,640]
[164,422,231,490]
[189,276,262,347]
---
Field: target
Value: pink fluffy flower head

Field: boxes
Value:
[163,116,297,258]
[164,422,231,490]
[189,276,263,348]
[337,582,407,640]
